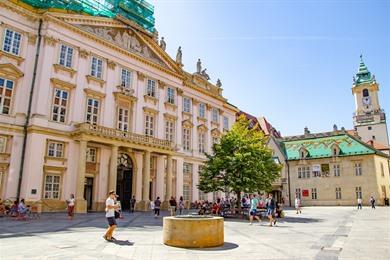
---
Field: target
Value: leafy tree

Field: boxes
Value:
[198,115,282,210]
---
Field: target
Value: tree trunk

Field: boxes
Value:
[236,190,241,212]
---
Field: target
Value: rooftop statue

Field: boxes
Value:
[201,69,210,80]
[197,59,202,74]
[176,46,182,65]
[160,37,166,51]
[216,79,222,88]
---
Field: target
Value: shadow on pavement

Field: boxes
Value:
[110,239,134,246]
[189,242,239,251]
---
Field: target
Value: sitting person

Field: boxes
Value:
[18,199,29,215]
[0,201,6,217]
[10,200,18,216]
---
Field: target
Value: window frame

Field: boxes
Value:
[144,113,155,137]
[51,88,69,123]
[0,136,7,153]
[86,147,97,163]
[121,68,132,89]
[311,188,317,200]
[2,28,22,56]
[90,56,103,79]
[167,87,175,104]
[199,103,206,118]
[183,97,191,113]
[354,162,362,176]
[146,79,156,97]
[85,97,100,125]
[43,174,61,200]
[117,107,130,132]
[165,119,175,142]
[223,116,229,130]
[198,131,206,154]
[59,44,74,68]
[335,187,342,199]
[47,140,65,158]
[212,108,219,123]
[182,127,191,151]
[0,77,14,115]
[333,164,341,177]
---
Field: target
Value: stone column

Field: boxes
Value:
[108,145,118,193]
[175,157,184,199]
[141,150,151,210]
[134,152,143,210]
[155,155,165,199]
[192,164,199,202]
[75,140,87,213]
[166,155,173,200]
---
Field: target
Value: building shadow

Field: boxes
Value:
[189,242,239,251]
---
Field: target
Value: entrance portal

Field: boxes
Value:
[84,177,93,211]
[116,153,133,211]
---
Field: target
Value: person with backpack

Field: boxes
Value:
[266,194,277,227]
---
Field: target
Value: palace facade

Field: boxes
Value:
[0,0,238,212]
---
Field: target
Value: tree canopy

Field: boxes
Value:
[198,115,282,208]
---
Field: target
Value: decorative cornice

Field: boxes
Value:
[164,101,177,111]
[113,91,137,103]
[86,75,105,87]
[0,63,24,79]
[50,78,76,90]
[53,64,77,77]
[182,119,194,128]
[137,71,146,81]
[79,49,89,59]
[28,33,37,45]
[83,88,106,98]
[44,35,58,47]
[164,113,178,120]
[0,50,25,65]
[158,80,166,89]
[143,94,158,105]
[107,60,116,70]
[143,106,159,114]
[177,89,184,96]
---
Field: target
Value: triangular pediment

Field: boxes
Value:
[0,63,24,79]
[49,13,181,74]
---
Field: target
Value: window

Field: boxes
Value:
[183,163,192,178]
[311,188,317,200]
[85,98,99,125]
[146,79,156,97]
[44,175,61,199]
[167,87,175,104]
[183,185,190,201]
[368,126,372,130]
[165,120,175,142]
[2,29,21,56]
[144,114,154,137]
[0,78,14,115]
[298,167,310,179]
[91,56,103,78]
[182,128,191,151]
[199,103,206,118]
[121,68,132,88]
[355,187,362,199]
[381,163,384,177]
[86,147,97,163]
[199,190,208,201]
[59,45,73,68]
[223,116,229,130]
[333,164,340,177]
[51,88,68,123]
[355,163,362,176]
[0,136,7,153]
[336,187,342,199]
[198,132,206,154]
[295,188,301,199]
[47,141,64,158]
[362,89,369,97]
[372,136,376,140]
[213,192,218,202]
[183,97,191,113]
[212,108,219,123]
[117,107,129,131]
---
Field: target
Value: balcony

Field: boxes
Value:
[353,109,386,123]
[73,123,174,151]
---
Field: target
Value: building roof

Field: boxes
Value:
[20,0,155,33]
[237,111,262,131]
[258,116,282,138]
[354,55,375,86]
[366,140,390,150]
[281,131,388,161]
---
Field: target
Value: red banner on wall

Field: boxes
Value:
[302,189,309,197]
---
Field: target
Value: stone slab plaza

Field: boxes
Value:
[1,207,389,260]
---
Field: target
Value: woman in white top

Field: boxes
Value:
[66,194,75,220]
[295,196,301,214]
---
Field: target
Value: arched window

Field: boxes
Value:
[362,89,369,97]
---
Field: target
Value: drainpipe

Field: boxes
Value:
[16,19,43,199]
[286,160,291,207]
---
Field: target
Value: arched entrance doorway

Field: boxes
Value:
[116,153,133,210]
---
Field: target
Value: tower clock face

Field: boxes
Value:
[362,96,371,105]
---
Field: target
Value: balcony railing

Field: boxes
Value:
[353,110,386,123]
[74,123,173,150]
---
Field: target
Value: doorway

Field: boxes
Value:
[116,153,133,211]
[84,177,93,211]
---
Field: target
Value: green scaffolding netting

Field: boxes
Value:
[20,0,155,33]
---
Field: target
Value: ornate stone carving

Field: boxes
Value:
[216,79,222,88]
[79,49,89,59]
[107,60,116,70]
[197,59,202,74]
[160,37,166,51]
[201,69,210,80]
[176,46,182,65]
[158,80,166,89]
[116,85,135,97]
[44,36,57,46]
[77,25,166,66]
[28,33,37,45]
[137,71,146,81]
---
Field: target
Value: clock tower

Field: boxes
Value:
[352,55,389,146]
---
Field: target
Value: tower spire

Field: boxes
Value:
[354,54,373,85]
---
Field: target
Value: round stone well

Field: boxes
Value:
[163,215,224,248]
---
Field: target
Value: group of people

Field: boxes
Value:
[0,198,31,217]
[248,194,279,227]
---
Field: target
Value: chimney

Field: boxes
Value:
[333,124,338,131]
[341,127,346,132]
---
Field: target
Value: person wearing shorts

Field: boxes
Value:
[66,194,75,220]
[103,190,120,242]
[266,194,276,227]
[249,194,261,225]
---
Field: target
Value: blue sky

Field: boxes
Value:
[151,0,390,136]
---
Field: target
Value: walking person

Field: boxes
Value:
[130,195,136,213]
[178,196,184,215]
[249,194,261,225]
[154,197,161,217]
[295,195,302,214]
[169,196,177,216]
[370,196,376,209]
[103,190,120,242]
[66,194,75,220]
[266,194,277,227]
[357,197,362,210]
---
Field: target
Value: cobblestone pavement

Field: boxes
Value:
[0,207,389,259]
